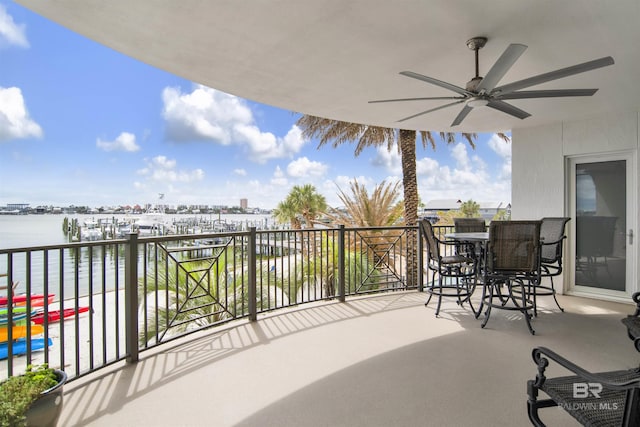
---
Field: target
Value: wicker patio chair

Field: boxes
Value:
[453,217,486,233]
[453,217,486,258]
[622,292,640,352]
[480,220,542,334]
[527,346,640,427]
[516,217,570,315]
[419,220,477,317]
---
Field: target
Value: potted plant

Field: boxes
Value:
[0,364,67,427]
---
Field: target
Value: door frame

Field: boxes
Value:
[565,151,637,302]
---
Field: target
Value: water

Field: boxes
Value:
[0,213,275,296]
[0,213,275,250]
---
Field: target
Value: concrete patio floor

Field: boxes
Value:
[59,291,639,426]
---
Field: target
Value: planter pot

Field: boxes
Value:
[24,369,67,427]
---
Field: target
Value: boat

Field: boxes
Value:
[0,312,28,325]
[0,306,32,315]
[31,306,90,325]
[16,294,55,307]
[80,219,102,241]
[0,293,55,307]
[0,338,52,360]
[135,212,173,236]
[0,324,45,342]
[0,306,35,325]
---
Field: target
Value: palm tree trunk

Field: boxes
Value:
[398,129,418,226]
[398,129,419,288]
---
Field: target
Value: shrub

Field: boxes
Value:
[0,364,58,427]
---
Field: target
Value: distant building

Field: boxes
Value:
[240,198,248,210]
[0,204,30,214]
[421,199,510,222]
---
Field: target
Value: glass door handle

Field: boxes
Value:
[628,229,634,245]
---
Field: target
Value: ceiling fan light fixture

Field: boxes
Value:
[467,98,489,108]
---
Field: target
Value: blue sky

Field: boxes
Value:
[0,2,511,210]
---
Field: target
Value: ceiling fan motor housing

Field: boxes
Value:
[466,76,483,92]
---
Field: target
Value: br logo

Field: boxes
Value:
[573,382,603,398]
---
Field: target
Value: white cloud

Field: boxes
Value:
[0,87,42,141]
[96,132,140,152]
[371,145,401,175]
[0,5,29,49]
[286,157,328,178]
[488,133,512,180]
[137,155,204,184]
[270,166,288,186]
[488,133,511,159]
[415,142,512,204]
[416,157,439,175]
[162,85,306,162]
[337,137,510,205]
[451,143,471,170]
[233,168,247,176]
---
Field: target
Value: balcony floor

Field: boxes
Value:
[60,291,639,426]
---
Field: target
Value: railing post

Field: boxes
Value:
[338,225,345,302]
[248,227,257,321]
[417,224,424,292]
[125,232,139,363]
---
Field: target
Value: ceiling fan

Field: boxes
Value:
[369,37,614,126]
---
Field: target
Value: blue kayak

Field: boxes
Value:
[0,338,52,360]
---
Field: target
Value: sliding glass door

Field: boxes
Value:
[568,153,635,297]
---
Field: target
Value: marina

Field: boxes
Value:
[62,213,276,242]
[0,213,276,250]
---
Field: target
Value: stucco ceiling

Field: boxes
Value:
[15,0,640,133]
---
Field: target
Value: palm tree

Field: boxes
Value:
[272,198,302,229]
[296,115,509,287]
[289,184,327,228]
[324,179,406,286]
[459,199,481,217]
[273,184,327,229]
[325,179,403,228]
[138,253,245,345]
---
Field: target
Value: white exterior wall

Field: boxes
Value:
[511,110,640,298]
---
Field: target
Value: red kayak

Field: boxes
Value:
[31,307,90,325]
[0,294,55,307]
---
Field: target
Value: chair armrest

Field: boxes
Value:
[631,292,640,317]
[531,347,640,391]
[438,239,465,248]
[540,235,566,247]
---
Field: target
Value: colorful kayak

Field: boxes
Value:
[0,294,55,307]
[0,307,34,325]
[0,338,52,360]
[0,306,32,316]
[15,294,55,307]
[0,324,45,342]
[31,306,90,325]
[0,312,28,325]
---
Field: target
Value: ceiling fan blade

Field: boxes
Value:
[486,99,531,120]
[451,105,473,126]
[399,71,472,96]
[397,100,465,122]
[497,89,598,99]
[369,96,466,104]
[493,56,614,95]
[477,44,527,93]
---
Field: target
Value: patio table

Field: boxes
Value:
[444,232,489,317]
